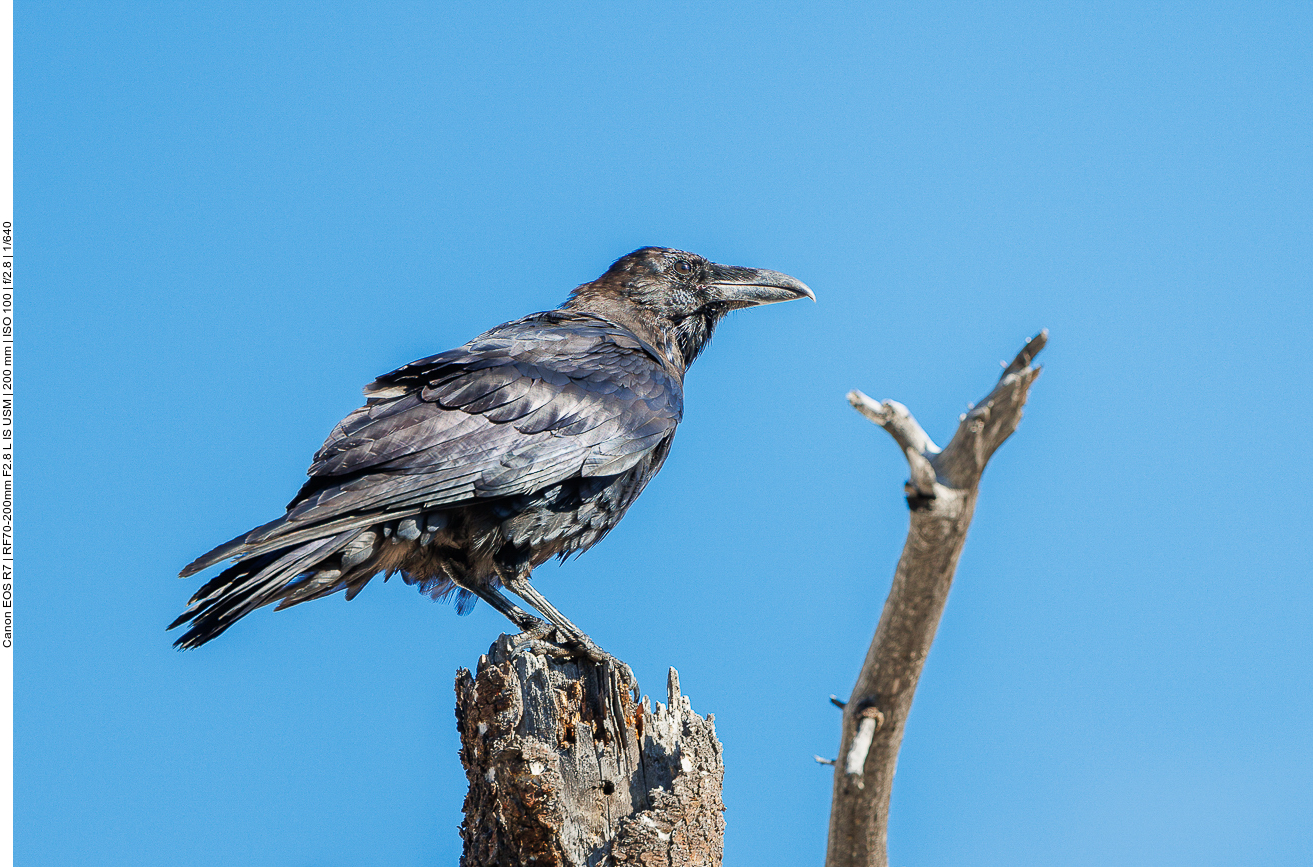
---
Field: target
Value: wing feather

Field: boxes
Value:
[184,311,683,572]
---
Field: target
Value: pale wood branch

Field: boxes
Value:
[825,330,1046,867]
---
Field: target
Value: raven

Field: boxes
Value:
[171,247,813,660]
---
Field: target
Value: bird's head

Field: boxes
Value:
[567,247,814,370]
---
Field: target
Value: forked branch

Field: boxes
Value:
[825,331,1047,867]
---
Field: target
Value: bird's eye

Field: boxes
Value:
[675,261,692,274]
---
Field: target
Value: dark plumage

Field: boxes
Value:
[171,247,813,656]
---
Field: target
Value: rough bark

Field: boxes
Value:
[455,635,725,866]
[825,331,1047,867]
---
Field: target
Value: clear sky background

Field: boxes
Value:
[19,2,1313,865]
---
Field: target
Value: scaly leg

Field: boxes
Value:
[503,574,635,685]
[454,577,550,634]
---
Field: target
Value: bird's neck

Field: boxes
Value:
[563,295,689,376]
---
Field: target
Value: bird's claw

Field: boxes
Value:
[565,636,637,690]
[512,617,557,642]
[604,657,637,693]
[513,637,576,659]
[509,627,635,688]
[510,620,572,658]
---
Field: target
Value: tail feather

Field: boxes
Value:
[170,531,356,649]
[179,508,426,578]
[178,515,289,578]
[173,509,484,647]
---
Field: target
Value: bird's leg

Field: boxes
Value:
[502,574,634,683]
[502,575,599,655]
[448,575,577,659]
[455,578,551,635]
[504,574,640,719]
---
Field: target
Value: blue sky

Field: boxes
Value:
[19,2,1313,865]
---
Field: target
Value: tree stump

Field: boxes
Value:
[455,635,725,866]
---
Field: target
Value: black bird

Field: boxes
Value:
[171,247,813,659]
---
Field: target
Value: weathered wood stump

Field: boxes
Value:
[455,636,725,866]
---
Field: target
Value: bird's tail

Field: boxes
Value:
[169,530,359,649]
[171,520,481,648]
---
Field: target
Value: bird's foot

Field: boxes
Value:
[566,635,637,691]
[509,626,636,688]
[511,616,554,640]
[510,619,574,659]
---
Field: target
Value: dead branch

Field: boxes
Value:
[825,331,1047,867]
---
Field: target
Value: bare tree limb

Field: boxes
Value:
[456,637,725,866]
[826,330,1047,867]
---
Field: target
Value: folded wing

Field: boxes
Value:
[181,311,683,576]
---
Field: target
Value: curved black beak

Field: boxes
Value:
[707,264,816,309]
